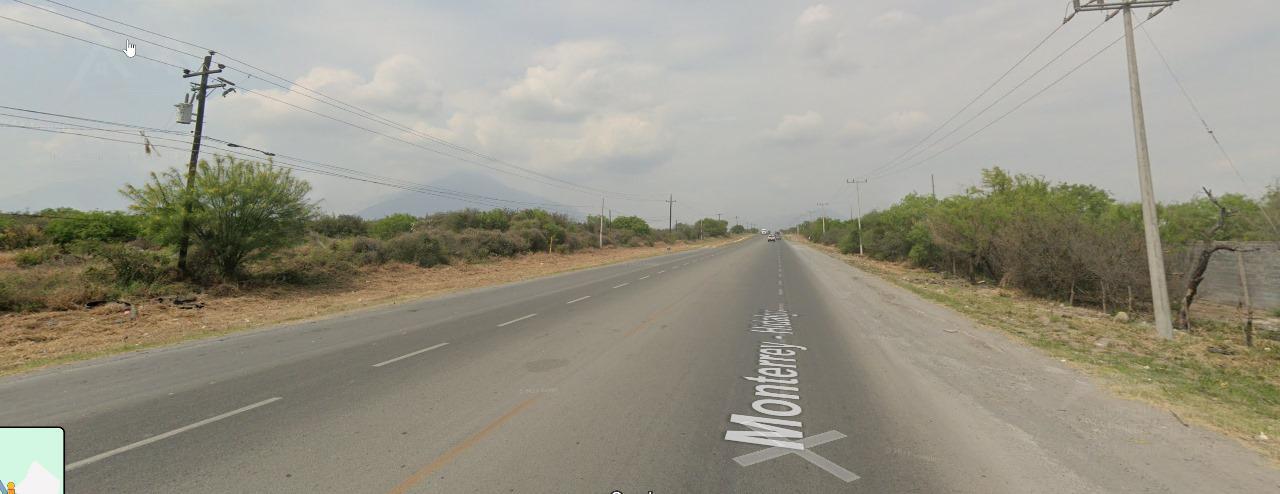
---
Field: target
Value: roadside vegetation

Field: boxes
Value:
[795,167,1280,460]
[795,167,1278,334]
[0,155,741,314]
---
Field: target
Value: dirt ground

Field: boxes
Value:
[0,238,737,376]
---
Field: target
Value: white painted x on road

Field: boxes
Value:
[733,430,860,483]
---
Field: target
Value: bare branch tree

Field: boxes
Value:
[1176,188,1248,330]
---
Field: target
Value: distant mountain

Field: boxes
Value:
[357,171,575,219]
[0,177,131,212]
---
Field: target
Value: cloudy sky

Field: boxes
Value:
[1,0,1276,228]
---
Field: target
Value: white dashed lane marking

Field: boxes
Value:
[67,397,283,471]
[566,295,591,305]
[373,342,449,367]
[497,313,537,327]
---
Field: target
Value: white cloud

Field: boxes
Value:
[871,10,920,29]
[499,40,659,121]
[841,111,932,143]
[791,3,857,76]
[769,111,825,144]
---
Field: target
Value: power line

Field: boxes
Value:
[860,21,1069,179]
[0,105,595,211]
[11,0,666,202]
[0,121,593,213]
[0,13,184,70]
[862,18,1110,180]
[1140,26,1278,236]
[871,16,1145,180]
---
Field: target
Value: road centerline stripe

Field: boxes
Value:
[67,396,283,471]
[497,313,537,327]
[639,275,651,280]
[612,282,630,289]
[566,295,591,305]
[372,342,449,368]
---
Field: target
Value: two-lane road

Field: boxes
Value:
[3,237,1277,492]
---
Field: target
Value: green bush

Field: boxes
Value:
[0,221,44,250]
[383,231,446,267]
[612,216,651,236]
[44,211,141,245]
[370,213,417,239]
[14,245,75,267]
[310,214,367,237]
[348,236,386,265]
[123,155,318,279]
[96,244,172,286]
[253,241,355,285]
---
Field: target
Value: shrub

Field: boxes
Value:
[43,211,141,245]
[370,213,417,239]
[0,221,44,250]
[310,214,368,238]
[612,216,651,236]
[123,155,318,279]
[348,236,386,265]
[253,241,355,285]
[383,231,446,267]
[96,244,171,286]
[14,245,74,267]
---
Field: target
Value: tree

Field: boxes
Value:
[612,216,651,236]
[1176,188,1247,330]
[730,224,746,235]
[123,155,317,279]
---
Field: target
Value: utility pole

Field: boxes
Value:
[931,174,936,199]
[1069,0,1178,339]
[666,194,676,233]
[815,202,829,236]
[845,179,868,255]
[176,52,225,277]
[598,196,605,249]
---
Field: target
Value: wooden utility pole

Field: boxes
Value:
[1235,251,1253,347]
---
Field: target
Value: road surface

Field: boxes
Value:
[2,237,1278,492]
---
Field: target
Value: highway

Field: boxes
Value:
[2,236,1277,493]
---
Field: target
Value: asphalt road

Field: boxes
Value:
[3,237,1278,493]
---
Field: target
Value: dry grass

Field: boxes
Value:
[0,238,736,376]
[800,239,1280,463]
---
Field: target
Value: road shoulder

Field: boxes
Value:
[787,239,1280,492]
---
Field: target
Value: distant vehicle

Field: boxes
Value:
[760,229,768,235]
[767,234,776,242]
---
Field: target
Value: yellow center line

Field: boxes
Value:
[387,396,540,494]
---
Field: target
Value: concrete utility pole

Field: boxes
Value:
[598,196,605,249]
[845,179,868,255]
[1070,0,1178,339]
[815,202,829,236]
[666,194,676,233]
[931,174,936,199]
[176,52,226,277]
